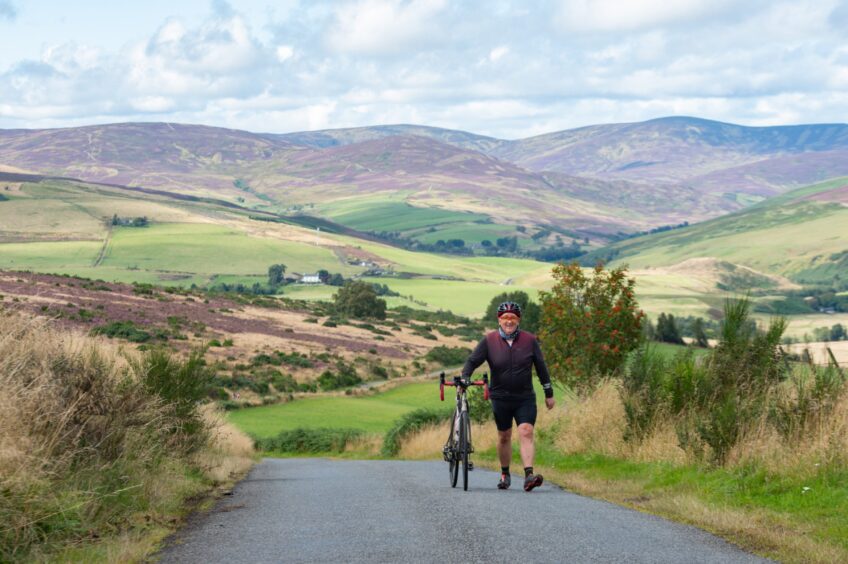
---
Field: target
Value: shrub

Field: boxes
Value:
[134,348,214,452]
[424,345,471,367]
[256,428,364,453]
[91,320,154,343]
[332,280,387,319]
[382,408,452,456]
[467,385,492,423]
[619,297,800,464]
[317,362,362,390]
[539,262,645,394]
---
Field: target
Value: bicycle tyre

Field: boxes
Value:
[449,415,459,488]
[460,412,470,491]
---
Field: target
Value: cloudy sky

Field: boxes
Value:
[1,0,846,138]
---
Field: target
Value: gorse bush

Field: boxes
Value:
[132,348,214,453]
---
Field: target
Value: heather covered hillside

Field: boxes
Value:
[490,117,848,204]
[3,117,848,245]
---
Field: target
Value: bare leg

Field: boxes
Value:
[517,423,535,468]
[497,428,512,468]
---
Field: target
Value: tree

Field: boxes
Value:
[484,291,542,333]
[538,262,644,393]
[692,317,710,348]
[317,269,330,283]
[830,323,846,341]
[268,263,287,286]
[332,280,387,319]
[656,313,684,344]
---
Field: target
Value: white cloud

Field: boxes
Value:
[129,95,175,113]
[554,0,736,32]
[0,1,846,136]
[276,45,294,62]
[325,0,447,55]
[489,45,509,62]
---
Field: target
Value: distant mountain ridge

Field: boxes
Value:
[2,116,847,242]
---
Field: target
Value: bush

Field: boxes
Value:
[539,262,645,394]
[91,320,154,343]
[134,349,213,452]
[317,362,362,390]
[619,297,801,464]
[382,408,452,456]
[424,345,471,367]
[467,385,492,423]
[255,428,364,453]
[332,280,387,319]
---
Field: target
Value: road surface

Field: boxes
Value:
[157,458,772,563]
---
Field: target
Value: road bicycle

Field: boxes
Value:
[440,371,488,491]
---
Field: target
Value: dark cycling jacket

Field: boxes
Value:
[461,330,553,400]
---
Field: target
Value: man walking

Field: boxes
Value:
[461,301,555,491]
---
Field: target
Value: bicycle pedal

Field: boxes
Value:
[468,462,474,471]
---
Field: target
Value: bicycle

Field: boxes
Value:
[440,371,489,491]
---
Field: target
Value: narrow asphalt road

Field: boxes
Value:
[157,459,772,564]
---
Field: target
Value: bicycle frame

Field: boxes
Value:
[440,372,488,490]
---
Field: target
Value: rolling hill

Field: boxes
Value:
[583,177,848,286]
[489,117,848,220]
[3,117,847,248]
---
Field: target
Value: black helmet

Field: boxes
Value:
[497,301,522,318]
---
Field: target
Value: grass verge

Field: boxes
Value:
[0,310,256,562]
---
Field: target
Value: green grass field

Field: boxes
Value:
[318,196,490,232]
[601,178,848,281]
[227,381,445,437]
[102,223,351,276]
[360,277,542,317]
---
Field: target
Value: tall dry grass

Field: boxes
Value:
[548,377,848,473]
[398,422,499,460]
[0,310,255,561]
[553,381,692,465]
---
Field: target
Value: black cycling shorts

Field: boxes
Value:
[491,396,537,431]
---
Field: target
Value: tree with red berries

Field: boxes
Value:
[538,262,644,394]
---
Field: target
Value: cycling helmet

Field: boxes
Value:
[497,301,522,318]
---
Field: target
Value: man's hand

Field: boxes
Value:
[545,397,555,410]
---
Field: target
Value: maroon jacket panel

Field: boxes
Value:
[461,330,553,400]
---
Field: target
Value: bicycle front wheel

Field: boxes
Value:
[460,412,470,491]
[448,417,459,488]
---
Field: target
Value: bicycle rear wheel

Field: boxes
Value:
[460,412,470,491]
[448,415,459,488]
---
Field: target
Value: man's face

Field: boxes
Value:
[498,313,520,333]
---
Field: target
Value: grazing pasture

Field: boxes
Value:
[228,381,444,437]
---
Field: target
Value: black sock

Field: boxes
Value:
[524,466,533,477]
[501,466,509,475]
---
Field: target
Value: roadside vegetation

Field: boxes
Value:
[0,309,254,562]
